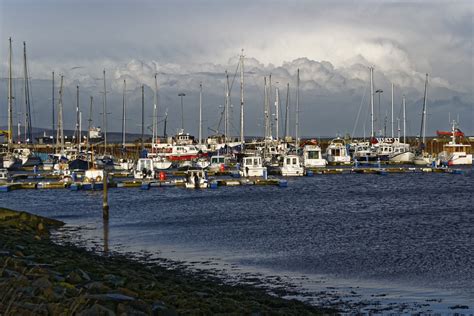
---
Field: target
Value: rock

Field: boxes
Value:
[78,303,116,316]
[3,268,21,278]
[84,281,110,292]
[104,274,126,287]
[66,270,83,284]
[37,222,45,232]
[117,287,138,298]
[34,235,42,241]
[152,301,178,316]
[77,268,91,281]
[32,276,53,289]
[85,293,136,302]
[0,250,11,256]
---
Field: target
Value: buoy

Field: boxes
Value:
[159,171,166,181]
[306,170,314,177]
[210,181,218,189]
[141,182,150,190]
[219,163,225,172]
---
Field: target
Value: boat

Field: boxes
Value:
[438,121,472,166]
[239,156,267,177]
[133,158,155,179]
[208,155,231,171]
[195,157,210,169]
[302,144,327,168]
[351,141,379,164]
[13,148,42,168]
[389,141,415,163]
[0,168,10,182]
[280,154,304,176]
[185,168,208,189]
[151,156,173,170]
[325,137,351,165]
[84,168,105,183]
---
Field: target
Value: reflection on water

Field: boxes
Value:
[2,169,473,313]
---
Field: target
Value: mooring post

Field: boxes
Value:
[103,170,109,219]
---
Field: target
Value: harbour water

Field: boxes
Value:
[2,169,473,313]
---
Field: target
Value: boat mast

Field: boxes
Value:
[153,74,158,152]
[199,82,202,145]
[402,95,406,143]
[102,69,107,154]
[295,68,300,149]
[141,84,145,152]
[23,41,32,144]
[122,79,126,149]
[391,82,394,138]
[224,71,229,143]
[284,83,289,140]
[56,75,64,153]
[240,50,244,148]
[88,96,93,151]
[263,76,268,139]
[7,37,13,151]
[52,72,55,141]
[420,73,428,145]
[370,67,374,138]
[268,74,272,139]
[75,85,80,148]
[275,87,279,140]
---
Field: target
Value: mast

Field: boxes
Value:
[199,82,202,145]
[275,87,279,140]
[224,71,229,142]
[153,74,158,150]
[56,75,64,153]
[88,96,93,150]
[420,73,428,145]
[79,111,82,152]
[7,37,13,150]
[391,82,394,138]
[370,67,374,138]
[402,95,406,143]
[52,72,55,140]
[240,50,244,148]
[23,41,32,144]
[141,85,144,152]
[263,77,268,140]
[295,68,300,149]
[268,74,272,139]
[284,83,289,139]
[75,85,80,147]
[122,80,126,149]
[102,69,107,154]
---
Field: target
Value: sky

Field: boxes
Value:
[0,0,473,138]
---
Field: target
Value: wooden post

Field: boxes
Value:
[102,170,109,219]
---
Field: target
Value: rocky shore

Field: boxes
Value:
[0,207,333,315]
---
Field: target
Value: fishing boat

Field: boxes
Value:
[84,168,105,183]
[208,155,231,171]
[151,156,173,170]
[389,141,415,163]
[438,121,472,166]
[195,157,210,169]
[185,168,208,189]
[13,148,42,168]
[133,158,155,179]
[351,141,379,163]
[280,154,304,176]
[302,145,327,168]
[239,156,267,177]
[325,138,351,165]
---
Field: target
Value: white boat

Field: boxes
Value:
[84,168,105,182]
[438,121,472,166]
[413,154,437,166]
[185,169,208,189]
[115,158,134,171]
[133,158,155,179]
[303,145,327,168]
[208,155,230,171]
[389,142,415,163]
[352,142,378,163]
[0,168,9,182]
[280,155,304,176]
[325,138,351,165]
[152,156,173,170]
[195,157,210,169]
[239,156,267,177]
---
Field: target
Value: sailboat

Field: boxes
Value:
[413,74,436,166]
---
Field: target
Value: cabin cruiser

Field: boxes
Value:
[133,158,155,179]
[303,145,327,168]
[352,142,378,163]
[185,168,208,189]
[239,156,267,177]
[389,142,415,163]
[325,138,351,165]
[208,155,231,171]
[438,121,472,166]
[13,148,42,168]
[151,156,173,170]
[280,154,304,176]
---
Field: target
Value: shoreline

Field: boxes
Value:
[0,207,334,315]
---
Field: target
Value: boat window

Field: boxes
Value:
[286,158,291,165]
[292,158,297,164]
